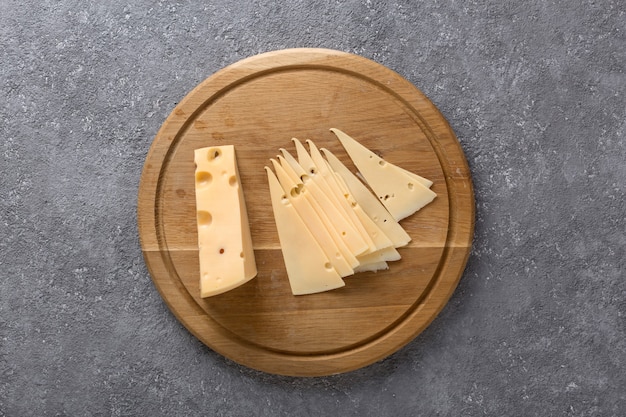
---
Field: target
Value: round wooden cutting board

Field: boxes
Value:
[137,48,474,377]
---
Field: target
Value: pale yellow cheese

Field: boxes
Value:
[269,159,355,277]
[271,156,359,273]
[194,146,256,297]
[265,167,345,295]
[277,151,369,257]
[398,167,433,188]
[354,260,388,273]
[301,139,380,254]
[322,148,411,248]
[310,145,396,254]
[330,128,436,221]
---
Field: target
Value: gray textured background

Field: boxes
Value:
[1,0,625,416]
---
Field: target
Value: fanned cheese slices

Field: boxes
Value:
[265,167,346,295]
[264,131,436,295]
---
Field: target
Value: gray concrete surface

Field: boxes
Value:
[1,0,624,415]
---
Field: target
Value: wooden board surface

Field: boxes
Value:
[137,48,474,376]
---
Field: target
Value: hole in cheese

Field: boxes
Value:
[228,175,238,187]
[197,211,212,226]
[219,248,225,254]
[324,262,332,270]
[208,148,221,161]
[408,182,414,190]
[196,171,212,186]
[290,184,303,197]
[240,252,244,258]
[300,174,311,183]
[378,160,386,166]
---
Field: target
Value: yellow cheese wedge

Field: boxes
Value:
[265,167,345,295]
[194,146,257,297]
[322,148,411,248]
[330,128,436,221]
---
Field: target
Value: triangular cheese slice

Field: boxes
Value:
[265,167,345,295]
[293,139,378,254]
[330,128,436,221]
[278,151,369,257]
[269,159,355,277]
[322,148,411,248]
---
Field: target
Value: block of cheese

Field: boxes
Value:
[330,128,436,221]
[322,148,412,248]
[194,145,257,297]
[265,167,345,295]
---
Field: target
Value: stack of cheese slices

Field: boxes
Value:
[266,128,436,295]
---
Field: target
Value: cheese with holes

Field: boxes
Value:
[301,139,381,254]
[277,150,369,257]
[194,146,256,297]
[265,167,345,295]
[322,148,411,248]
[270,159,355,277]
[330,128,436,221]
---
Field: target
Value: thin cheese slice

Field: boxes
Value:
[398,167,433,188]
[265,167,345,295]
[330,128,436,221]
[302,139,380,253]
[269,159,355,277]
[316,149,396,253]
[194,146,256,297]
[354,260,388,273]
[277,152,369,257]
[322,148,411,248]
[274,157,359,269]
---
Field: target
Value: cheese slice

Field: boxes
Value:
[302,139,380,253]
[313,147,396,253]
[354,260,388,273]
[322,148,411,248]
[273,157,359,268]
[269,159,355,277]
[265,167,345,295]
[398,167,433,189]
[330,128,436,221]
[277,151,369,257]
[194,146,256,297]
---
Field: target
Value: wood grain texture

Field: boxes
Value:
[137,48,475,376]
